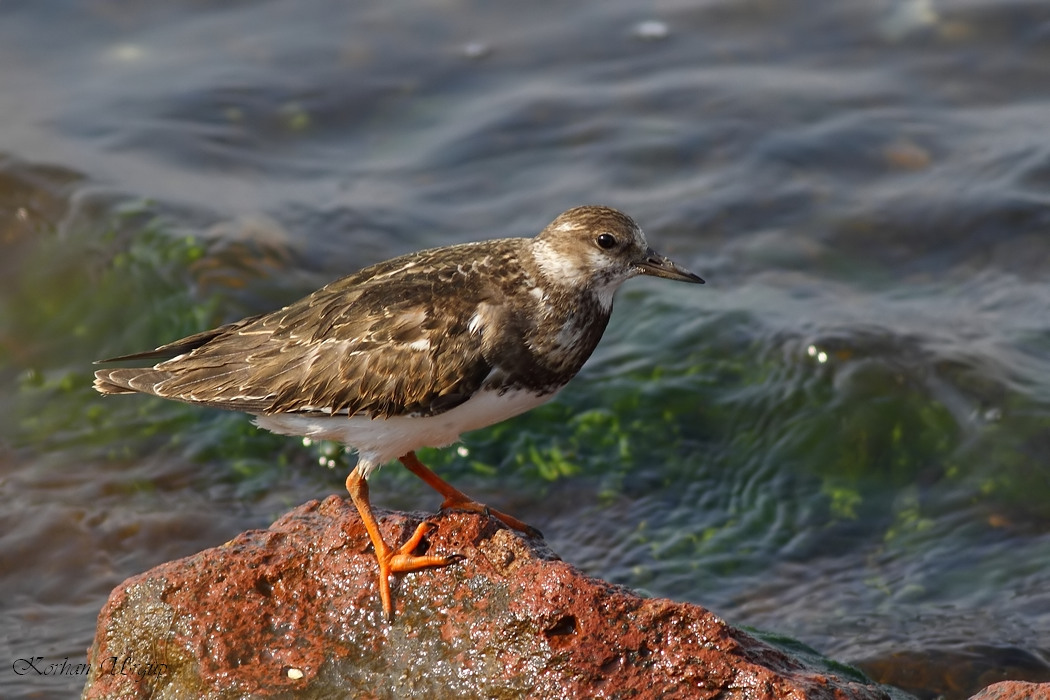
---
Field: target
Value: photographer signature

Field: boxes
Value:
[13,654,168,682]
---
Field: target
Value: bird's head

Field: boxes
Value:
[532,205,704,305]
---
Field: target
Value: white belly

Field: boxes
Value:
[253,387,555,476]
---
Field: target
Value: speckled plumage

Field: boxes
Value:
[95,235,599,419]
[95,206,701,439]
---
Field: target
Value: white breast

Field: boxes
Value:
[253,387,556,478]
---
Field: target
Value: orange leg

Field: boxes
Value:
[345,468,463,621]
[398,451,543,539]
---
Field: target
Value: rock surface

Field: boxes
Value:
[83,495,903,699]
[969,681,1050,700]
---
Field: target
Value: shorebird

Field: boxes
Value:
[94,205,704,619]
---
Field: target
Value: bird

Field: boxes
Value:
[94,205,704,620]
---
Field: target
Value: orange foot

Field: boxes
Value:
[373,520,464,620]
[399,451,543,539]
[346,470,463,621]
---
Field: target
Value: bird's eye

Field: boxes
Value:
[596,233,617,250]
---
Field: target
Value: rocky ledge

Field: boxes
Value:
[82,495,906,699]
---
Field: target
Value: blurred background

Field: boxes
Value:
[2,1,1049,698]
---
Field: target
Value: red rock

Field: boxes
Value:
[82,496,898,699]
[969,681,1050,700]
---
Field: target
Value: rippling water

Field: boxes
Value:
[3,2,1050,698]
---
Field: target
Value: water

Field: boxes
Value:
[2,1,1050,698]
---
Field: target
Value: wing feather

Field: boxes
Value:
[93,239,524,418]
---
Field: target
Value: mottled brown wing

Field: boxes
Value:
[95,240,522,418]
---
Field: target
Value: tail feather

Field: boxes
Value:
[93,368,173,396]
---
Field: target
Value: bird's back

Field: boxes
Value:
[94,235,611,421]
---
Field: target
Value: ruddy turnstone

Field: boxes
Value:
[94,205,704,619]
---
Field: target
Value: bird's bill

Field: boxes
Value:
[634,248,705,284]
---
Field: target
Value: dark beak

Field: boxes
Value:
[635,247,705,284]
